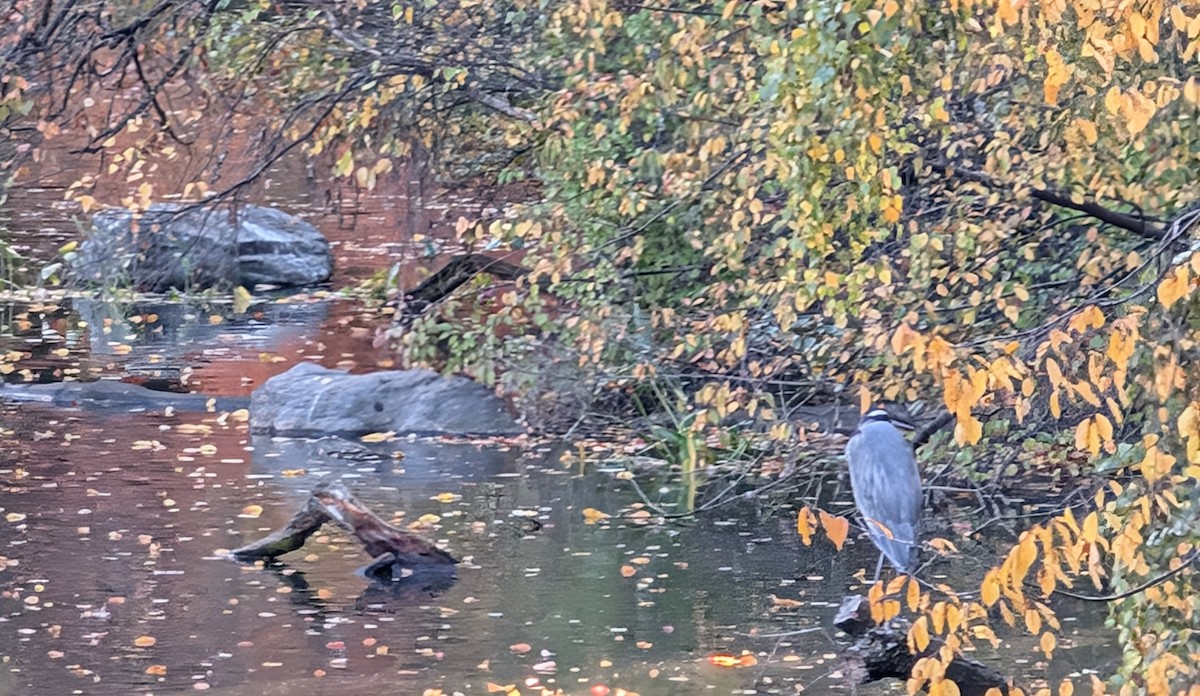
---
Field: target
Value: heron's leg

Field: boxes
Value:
[873,552,884,583]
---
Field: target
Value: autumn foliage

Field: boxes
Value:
[421,0,1199,692]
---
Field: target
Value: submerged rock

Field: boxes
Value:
[250,363,523,437]
[69,203,332,291]
[0,379,249,412]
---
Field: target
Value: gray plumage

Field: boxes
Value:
[845,409,923,574]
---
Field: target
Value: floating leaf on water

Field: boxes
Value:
[431,492,461,503]
[133,636,156,647]
[928,538,959,555]
[240,505,263,519]
[707,651,758,668]
[769,594,802,609]
[582,507,610,524]
[360,431,396,443]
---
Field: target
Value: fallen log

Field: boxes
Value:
[230,494,331,560]
[834,595,1011,696]
[400,253,529,318]
[231,481,457,579]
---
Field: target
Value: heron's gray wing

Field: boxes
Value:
[846,424,923,571]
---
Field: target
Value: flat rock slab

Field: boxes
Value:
[249,363,523,437]
[0,380,249,413]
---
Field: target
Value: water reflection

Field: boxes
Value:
[0,297,385,396]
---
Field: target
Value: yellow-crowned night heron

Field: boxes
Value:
[845,406,922,580]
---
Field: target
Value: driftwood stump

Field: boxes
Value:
[231,481,456,582]
[834,595,1011,696]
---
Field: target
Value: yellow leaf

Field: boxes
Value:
[1074,419,1091,453]
[1068,305,1104,333]
[1040,631,1057,659]
[1042,48,1073,106]
[1156,265,1191,309]
[1045,358,1064,387]
[1013,533,1038,583]
[721,0,738,20]
[1122,89,1157,135]
[1185,77,1200,105]
[981,570,1001,606]
[909,615,931,652]
[906,577,921,612]
[582,507,610,524]
[360,431,397,443]
[1073,118,1098,145]
[1171,6,1189,31]
[1128,11,1146,39]
[1081,511,1099,543]
[891,323,920,355]
[796,507,816,546]
[928,537,959,555]
[818,510,849,551]
[1024,608,1042,634]
[859,385,873,415]
[955,414,983,445]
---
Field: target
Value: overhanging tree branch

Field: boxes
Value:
[935,159,1168,242]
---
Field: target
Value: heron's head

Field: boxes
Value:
[861,404,917,431]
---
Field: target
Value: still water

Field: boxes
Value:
[0,402,867,695]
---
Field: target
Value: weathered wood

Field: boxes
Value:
[312,481,457,565]
[835,595,1010,696]
[230,495,331,560]
[230,481,456,571]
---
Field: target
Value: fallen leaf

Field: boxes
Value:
[582,507,611,524]
[360,431,397,443]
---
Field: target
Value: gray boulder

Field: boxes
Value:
[250,363,523,437]
[69,203,332,291]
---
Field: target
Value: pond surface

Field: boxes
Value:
[0,398,1118,696]
[0,403,859,696]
